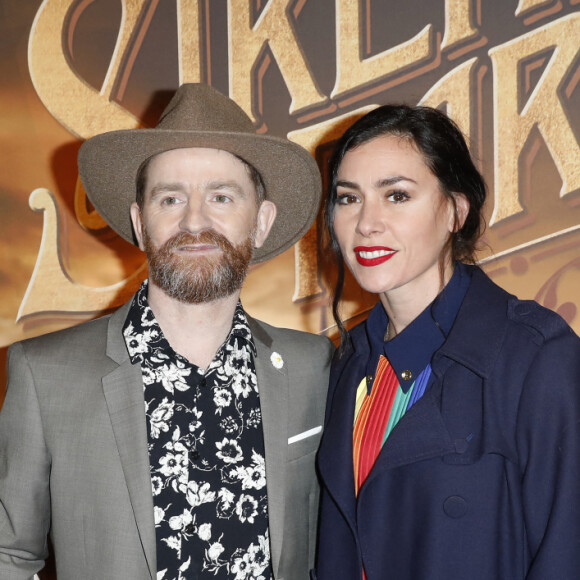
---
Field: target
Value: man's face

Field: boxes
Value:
[130,147,276,303]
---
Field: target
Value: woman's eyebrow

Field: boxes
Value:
[336,176,417,190]
[336,179,360,190]
[375,176,417,187]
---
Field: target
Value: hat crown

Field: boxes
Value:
[157,83,256,134]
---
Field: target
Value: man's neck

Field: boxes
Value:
[147,282,241,370]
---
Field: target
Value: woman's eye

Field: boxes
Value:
[387,191,410,203]
[336,193,359,205]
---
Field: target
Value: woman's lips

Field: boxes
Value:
[354,246,396,266]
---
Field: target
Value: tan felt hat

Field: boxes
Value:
[78,83,322,263]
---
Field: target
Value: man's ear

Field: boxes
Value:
[254,200,277,249]
[130,202,146,251]
[452,193,470,232]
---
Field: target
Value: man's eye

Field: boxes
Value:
[213,194,232,203]
[336,193,359,205]
[161,196,179,205]
[387,191,410,203]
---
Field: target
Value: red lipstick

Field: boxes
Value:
[354,246,396,267]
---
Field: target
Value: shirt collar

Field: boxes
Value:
[123,279,256,365]
[365,262,472,391]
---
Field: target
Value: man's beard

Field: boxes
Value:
[144,228,255,304]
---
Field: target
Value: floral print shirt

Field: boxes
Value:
[123,281,272,580]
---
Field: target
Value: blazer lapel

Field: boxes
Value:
[249,319,288,579]
[103,304,156,579]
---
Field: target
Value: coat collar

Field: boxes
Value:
[431,265,510,379]
[345,266,512,381]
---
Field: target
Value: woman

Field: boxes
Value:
[314,105,580,580]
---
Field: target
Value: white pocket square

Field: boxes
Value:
[288,425,322,445]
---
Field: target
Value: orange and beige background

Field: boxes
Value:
[2,0,580,407]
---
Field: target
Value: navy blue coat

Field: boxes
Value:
[315,266,580,580]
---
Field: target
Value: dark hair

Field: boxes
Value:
[325,104,487,344]
[135,150,266,209]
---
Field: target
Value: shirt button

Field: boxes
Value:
[366,374,373,384]
[191,450,200,460]
[401,370,413,381]
[184,523,194,534]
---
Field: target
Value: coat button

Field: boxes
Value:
[443,495,468,518]
[401,370,413,381]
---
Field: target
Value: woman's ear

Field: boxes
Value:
[452,193,470,232]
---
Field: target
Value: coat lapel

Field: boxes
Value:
[317,359,359,530]
[249,318,288,579]
[102,304,156,579]
[318,342,456,519]
[362,383,455,493]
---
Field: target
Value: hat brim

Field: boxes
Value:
[78,129,321,264]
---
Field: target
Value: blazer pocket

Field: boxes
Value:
[287,425,322,461]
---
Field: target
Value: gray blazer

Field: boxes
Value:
[0,301,333,579]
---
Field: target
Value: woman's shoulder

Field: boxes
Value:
[467,265,577,343]
[507,297,575,337]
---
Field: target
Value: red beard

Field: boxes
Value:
[144,229,254,304]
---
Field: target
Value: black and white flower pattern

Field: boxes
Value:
[124,282,272,580]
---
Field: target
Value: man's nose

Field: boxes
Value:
[179,199,212,233]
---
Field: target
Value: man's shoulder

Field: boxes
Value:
[248,317,334,358]
[11,304,126,360]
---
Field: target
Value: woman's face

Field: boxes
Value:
[333,134,466,306]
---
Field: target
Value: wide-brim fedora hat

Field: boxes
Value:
[78,83,322,263]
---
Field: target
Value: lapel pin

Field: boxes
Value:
[270,352,284,370]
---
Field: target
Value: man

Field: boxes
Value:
[0,84,333,580]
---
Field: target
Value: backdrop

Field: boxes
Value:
[2,0,580,408]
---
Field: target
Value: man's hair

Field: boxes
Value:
[135,151,266,209]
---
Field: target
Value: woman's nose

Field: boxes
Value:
[355,199,385,237]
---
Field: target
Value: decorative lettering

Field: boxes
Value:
[332,0,433,98]
[28,0,148,139]
[515,0,555,17]
[228,0,326,121]
[17,189,145,321]
[177,0,203,83]
[288,106,376,301]
[441,0,479,50]
[419,57,478,144]
[489,14,580,225]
